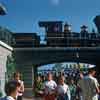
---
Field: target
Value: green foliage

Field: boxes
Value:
[6,54,16,80]
[0,92,2,97]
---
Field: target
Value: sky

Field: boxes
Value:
[0,0,100,41]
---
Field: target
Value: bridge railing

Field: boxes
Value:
[12,33,100,47]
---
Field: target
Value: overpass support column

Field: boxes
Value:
[33,65,38,91]
[34,65,38,80]
[32,65,38,96]
[96,62,100,82]
[96,62,100,73]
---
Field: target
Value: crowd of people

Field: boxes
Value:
[33,66,100,100]
[0,65,100,100]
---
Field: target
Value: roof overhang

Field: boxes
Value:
[0,40,13,51]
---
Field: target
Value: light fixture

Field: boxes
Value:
[0,3,7,15]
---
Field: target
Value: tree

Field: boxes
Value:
[6,53,16,81]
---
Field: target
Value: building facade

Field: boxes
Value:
[0,27,13,46]
[12,33,40,47]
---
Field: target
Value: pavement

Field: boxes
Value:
[23,88,43,100]
[23,97,42,100]
[23,97,33,100]
[23,98,33,100]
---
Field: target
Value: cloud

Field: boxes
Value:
[51,0,60,6]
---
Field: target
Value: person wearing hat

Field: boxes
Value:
[78,65,100,100]
[0,80,20,100]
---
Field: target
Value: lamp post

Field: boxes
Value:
[76,51,80,72]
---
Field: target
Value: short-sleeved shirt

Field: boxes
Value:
[57,83,70,100]
[69,84,76,97]
[78,75,99,100]
[44,80,57,95]
[0,96,15,100]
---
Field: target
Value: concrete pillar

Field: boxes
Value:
[0,41,13,97]
[33,65,38,92]
[34,65,38,80]
[0,55,7,97]
[96,62,100,82]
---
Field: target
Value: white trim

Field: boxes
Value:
[0,40,13,51]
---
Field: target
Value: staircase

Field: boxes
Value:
[19,65,33,88]
[19,65,34,98]
[17,64,35,97]
[23,72,32,88]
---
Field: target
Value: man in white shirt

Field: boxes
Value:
[0,80,20,100]
[44,73,57,100]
